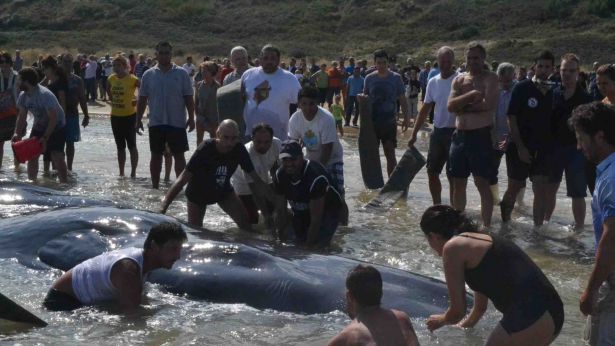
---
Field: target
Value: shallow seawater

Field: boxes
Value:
[0,115,595,345]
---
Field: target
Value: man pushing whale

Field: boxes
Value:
[42,222,187,312]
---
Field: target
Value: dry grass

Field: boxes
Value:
[0,0,613,68]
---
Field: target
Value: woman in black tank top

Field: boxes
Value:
[419,205,564,345]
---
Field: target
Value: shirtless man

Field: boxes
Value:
[447,42,499,227]
[328,265,419,346]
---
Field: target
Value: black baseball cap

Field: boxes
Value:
[279,140,303,160]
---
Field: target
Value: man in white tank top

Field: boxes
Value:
[43,222,187,312]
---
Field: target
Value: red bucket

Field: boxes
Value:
[11,137,43,163]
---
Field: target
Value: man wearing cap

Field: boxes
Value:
[273,140,343,247]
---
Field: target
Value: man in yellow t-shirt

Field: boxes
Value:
[106,54,140,177]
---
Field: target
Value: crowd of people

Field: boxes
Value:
[1,39,615,345]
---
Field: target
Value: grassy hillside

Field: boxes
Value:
[0,0,614,67]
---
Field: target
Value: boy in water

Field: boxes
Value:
[330,94,344,137]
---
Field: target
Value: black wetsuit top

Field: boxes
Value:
[461,234,564,335]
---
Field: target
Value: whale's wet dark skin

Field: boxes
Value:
[0,182,456,317]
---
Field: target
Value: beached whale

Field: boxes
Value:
[0,182,459,319]
[0,180,117,217]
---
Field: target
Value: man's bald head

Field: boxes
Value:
[436,46,455,75]
[216,120,240,152]
[217,119,239,135]
[437,46,455,59]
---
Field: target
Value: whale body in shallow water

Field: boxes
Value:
[0,182,460,317]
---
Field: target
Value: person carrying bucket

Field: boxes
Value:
[11,67,68,182]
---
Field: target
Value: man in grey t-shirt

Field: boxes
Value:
[12,67,68,182]
[137,41,195,189]
[223,46,250,86]
[362,49,409,176]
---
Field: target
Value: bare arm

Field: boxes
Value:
[399,94,410,132]
[441,242,468,323]
[320,142,333,166]
[136,95,147,127]
[395,311,420,346]
[408,102,434,147]
[160,170,192,213]
[194,84,200,116]
[447,77,481,114]
[427,241,467,331]
[246,170,274,201]
[463,74,499,113]
[77,78,89,127]
[42,108,58,142]
[110,259,142,314]
[12,108,28,140]
[458,291,488,328]
[307,196,325,245]
[184,95,195,132]
[507,115,531,163]
[581,217,615,315]
[273,194,290,241]
[106,80,112,103]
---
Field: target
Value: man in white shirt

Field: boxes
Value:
[241,44,302,141]
[408,46,458,205]
[289,86,344,196]
[84,55,99,102]
[98,54,113,102]
[231,123,281,225]
[182,56,196,78]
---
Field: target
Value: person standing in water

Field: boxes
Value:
[107,54,140,178]
[420,204,564,345]
[570,102,615,345]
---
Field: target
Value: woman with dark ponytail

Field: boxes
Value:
[420,205,564,345]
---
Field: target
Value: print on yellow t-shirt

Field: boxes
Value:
[108,74,139,116]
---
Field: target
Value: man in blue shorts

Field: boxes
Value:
[447,42,499,227]
[60,53,90,172]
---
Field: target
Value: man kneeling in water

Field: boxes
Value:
[328,265,419,346]
[43,222,186,312]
